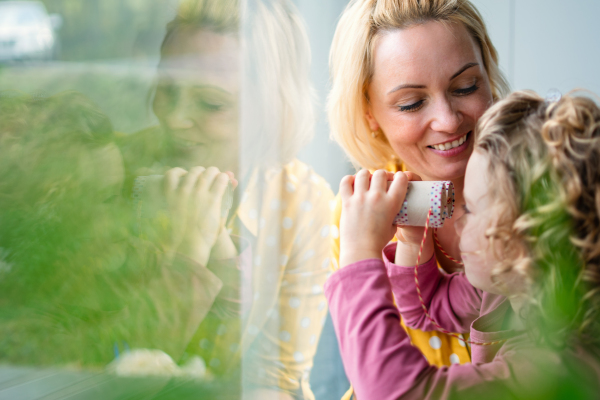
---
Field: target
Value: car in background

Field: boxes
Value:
[0,1,62,61]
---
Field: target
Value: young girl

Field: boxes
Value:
[326,90,600,400]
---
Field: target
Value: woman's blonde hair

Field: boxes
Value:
[328,0,509,170]
[160,0,314,168]
[476,90,600,348]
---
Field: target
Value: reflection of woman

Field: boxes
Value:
[120,0,333,398]
[328,0,508,395]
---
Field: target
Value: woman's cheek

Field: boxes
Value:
[384,116,426,149]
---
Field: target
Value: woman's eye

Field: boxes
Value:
[454,83,479,96]
[398,99,424,112]
[201,100,225,112]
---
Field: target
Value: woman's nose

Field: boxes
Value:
[166,105,195,130]
[430,97,463,134]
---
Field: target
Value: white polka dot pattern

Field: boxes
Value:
[279,331,291,342]
[429,336,442,350]
[449,353,460,364]
[289,297,301,309]
[330,225,339,239]
[300,201,313,211]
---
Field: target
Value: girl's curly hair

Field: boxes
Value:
[475,90,600,348]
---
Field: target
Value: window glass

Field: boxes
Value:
[0,0,350,399]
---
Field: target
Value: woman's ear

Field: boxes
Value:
[365,106,380,132]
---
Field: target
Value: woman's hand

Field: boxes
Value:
[394,172,434,266]
[162,166,236,266]
[339,169,408,268]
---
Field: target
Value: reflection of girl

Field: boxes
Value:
[0,92,226,368]
[120,0,333,398]
[328,91,600,399]
[327,0,509,381]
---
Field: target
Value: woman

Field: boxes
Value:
[119,0,333,398]
[327,0,509,393]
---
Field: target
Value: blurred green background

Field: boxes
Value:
[0,0,179,133]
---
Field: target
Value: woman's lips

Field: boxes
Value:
[428,131,471,157]
[171,135,206,148]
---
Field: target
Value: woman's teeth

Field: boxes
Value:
[430,133,468,151]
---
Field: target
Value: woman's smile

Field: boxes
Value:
[427,131,471,157]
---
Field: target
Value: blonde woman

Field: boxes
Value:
[328,0,508,395]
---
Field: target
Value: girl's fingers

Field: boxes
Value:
[354,169,371,193]
[196,166,221,193]
[180,166,206,194]
[371,169,388,192]
[339,175,355,199]
[224,171,238,189]
[163,167,188,195]
[210,172,230,198]
[388,171,408,207]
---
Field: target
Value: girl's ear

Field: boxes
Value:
[365,106,380,132]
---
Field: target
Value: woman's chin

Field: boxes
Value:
[419,161,469,182]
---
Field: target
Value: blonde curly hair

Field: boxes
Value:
[475,90,600,347]
[328,0,509,170]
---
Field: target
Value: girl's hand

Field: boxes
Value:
[163,166,236,266]
[394,172,434,266]
[339,169,408,268]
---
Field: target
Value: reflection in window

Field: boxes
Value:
[0,0,336,399]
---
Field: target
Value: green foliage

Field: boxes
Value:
[38,0,179,61]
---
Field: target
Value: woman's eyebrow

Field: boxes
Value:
[387,83,426,95]
[450,62,479,81]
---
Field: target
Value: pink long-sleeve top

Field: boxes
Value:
[324,242,600,400]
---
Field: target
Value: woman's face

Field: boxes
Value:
[153,28,240,172]
[366,21,493,181]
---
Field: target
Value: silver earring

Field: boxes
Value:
[371,131,378,138]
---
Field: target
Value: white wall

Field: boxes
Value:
[293,0,355,189]
[472,0,600,96]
